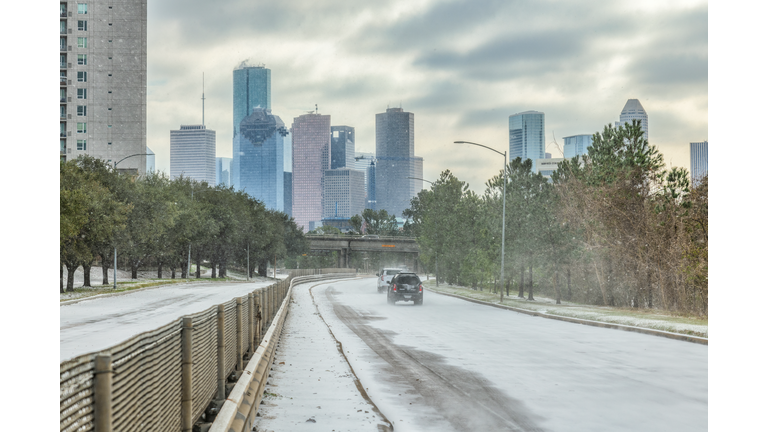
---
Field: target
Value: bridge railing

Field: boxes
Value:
[305,234,416,241]
[60,268,356,432]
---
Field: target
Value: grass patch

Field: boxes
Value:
[60,277,238,302]
[423,279,708,338]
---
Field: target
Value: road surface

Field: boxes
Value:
[304,277,707,432]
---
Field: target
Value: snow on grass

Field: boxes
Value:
[423,279,708,338]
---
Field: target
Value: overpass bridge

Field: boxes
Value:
[306,235,420,270]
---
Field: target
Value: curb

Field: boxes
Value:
[425,288,708,345]
[59,278,258,306]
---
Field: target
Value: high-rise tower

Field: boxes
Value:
[563,134,593,159]
[60,0,147,173]
[690,141,708,186]
[233,64,271,139]
[170,125,216,184]
[375,107,422,218]
[292,113,331,232]
[331,126,355,169]
[509,111,545,172]
[615,99,649,140]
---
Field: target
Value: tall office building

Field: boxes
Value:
[323,169,365,220]
[354,151,375,195]
[615,99,649,140]
[170,125,216,184]
[216,157,232,187]
[331,126,355,169]
[690,141,708,186]
[375,107,423,218]
[232,64,270,136]
[292,113,331,232]
[233,108,287,211]
[60,0,147,174]
[509,111,545,173]
[283,132,292,217]
[366,161,376,210]
[563,134,593,159]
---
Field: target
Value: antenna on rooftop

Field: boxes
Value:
[315,104,318,114]
[202,72,206,127]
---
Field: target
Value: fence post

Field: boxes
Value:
[216,304,225,400]
[181,317,194,432]
[236,298,243,371]
[248,293,254,354]
[94,355,113,432]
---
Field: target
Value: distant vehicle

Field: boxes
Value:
[377,268,401,293]
[387,272,423,305]
[361,235,380,239]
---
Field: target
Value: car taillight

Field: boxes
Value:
[381,275,384,281]
[419,284,423,292]
[393,284,397,292]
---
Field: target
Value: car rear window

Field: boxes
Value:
[397,275,420,285]
[385,270,400,275]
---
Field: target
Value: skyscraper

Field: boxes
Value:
[615,99,649,140]
[331,126,355,169]
[375,107,422,218]
[170,125,216,184]
[146,147,155,173]
[563,134,593,159]
[233,64,270,137]
[366,161,376,210]
[292,113,331,232]
[234,108,287,211]
[690,141,708,186]
[60,0,147,174]
[284,132,293,217]
[509,111,545,172]
[216,157,232,187]
[323,169,365,220]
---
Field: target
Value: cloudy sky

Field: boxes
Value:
[146,0,707,193]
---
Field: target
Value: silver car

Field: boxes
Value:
[377,268,401,293]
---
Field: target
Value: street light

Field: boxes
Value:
[454,141,507,303]
[112,153,152,289]
[407,176,434,186]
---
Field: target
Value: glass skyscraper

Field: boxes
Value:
[233,108,287,211]
[233,64,271,139]
[331,126,355,169]
[292,113,331,232]
[375,107,422,218]
[563,134,593,159]
[615,99,649,140]
[216,157,232,187]
[509,111,545,172]
[690,141,708,186]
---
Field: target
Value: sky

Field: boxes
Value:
[145,0,708,193]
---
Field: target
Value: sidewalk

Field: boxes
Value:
[253,278,390,432]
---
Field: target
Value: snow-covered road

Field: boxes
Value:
[306,277,707,432]
[59,278,277,362]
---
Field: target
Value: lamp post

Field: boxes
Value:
[454,141,507,303]
[112,153,152,289]
[407,176,434,186]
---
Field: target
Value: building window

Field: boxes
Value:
[61,139,67,153]
[77,88,87,99]
[60,88,66,102]
[60,106,66,119]
[77,140,87,151]
[60,3,67,17]
[60,37,66,51]
[108,142,112,145]
[60,54,67,68]
[60,122,67,137]
[60,70,67,85]
[60,20,66,34]
[77,123,87,134]
[77,3,87,14]
[77,71,87,82]
[77,37,87,48]
[77,106,87,116]
[77,54,87,65]
[78,20,87,31]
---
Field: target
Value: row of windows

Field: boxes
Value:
[60,20,87,33]
[59,105,89,117]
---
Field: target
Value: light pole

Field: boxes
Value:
[113,153,152,289]
[454,141,507,303]
[407,176,434,186]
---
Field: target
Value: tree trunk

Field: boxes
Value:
[61,263,65,293]
[66,262,77,292]
[220,263,226,277]
[171,266,176,279]
[647,268,653,309]
[210,262,217,278]
[157,263,162,279]
[554,269,561,304]
[83,262,92,287]
[258,260,267,277]
[102,261,110,286]
[506,280,510,296]
[181,259,187,279]
[527,263,534,301]
[518,262,525,298]
[566,268,572,301]
[195,253,201,278]
[131,261,138,279]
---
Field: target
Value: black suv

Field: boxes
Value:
[387,273,423,305]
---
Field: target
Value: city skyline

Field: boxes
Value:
[144,0,707,194]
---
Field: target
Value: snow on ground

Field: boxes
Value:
[253,278,390,432]
[60,277,278,362]
[307,277,707,432]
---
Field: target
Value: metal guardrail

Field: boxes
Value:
[305,234,416,241]
[59,268,356,432]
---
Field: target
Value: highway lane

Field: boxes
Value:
[60,279,277,362]
[311,277,708,432]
